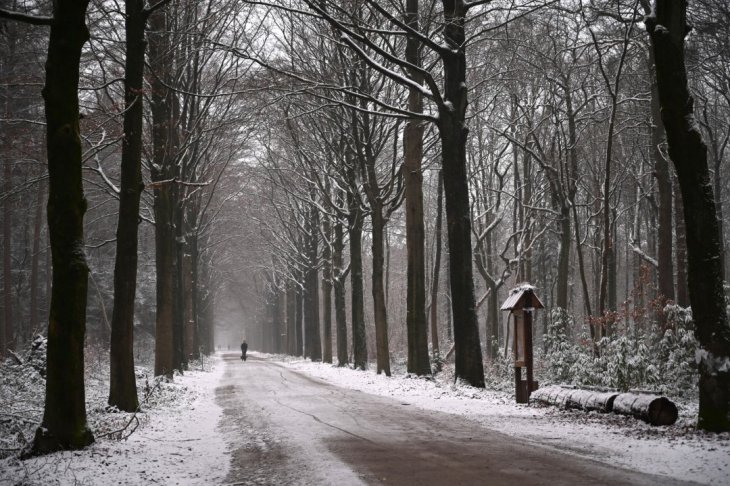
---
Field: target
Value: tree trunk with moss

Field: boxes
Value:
[647,0,730,432]
[29,0,95,455]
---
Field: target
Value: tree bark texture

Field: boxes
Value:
[349,202,367,370]
[182,252,195,360]
[3,153,12,354]
[650,52,675,306]
[295,273,303,357]
[304,204,321,361]
[438,0,485,387]
[531,385,678,426]
[29,183,44,338]
[556,84,580,311]
[109,0,147,412]
[333,215,349,366]
[555,205,571,310]
[673,174,689,307]
[647,0,730,431]
[31,0,95,454]
[322,213,333,363]
[402,0,430,376]
[370,205,391,375]
[430,171,444,362]
[173,201,186,370]
[286,280,296,356]
[149,8,176,377]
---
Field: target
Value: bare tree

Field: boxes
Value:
[646,0,730,432]
[1,0,96,455]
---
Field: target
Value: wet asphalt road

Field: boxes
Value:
[215,354,693,486]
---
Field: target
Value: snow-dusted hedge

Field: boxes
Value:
[485,305,699,398]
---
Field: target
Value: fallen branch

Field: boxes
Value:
[7,349,23,365]
[96,377,164,441]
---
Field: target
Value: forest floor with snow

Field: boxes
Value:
[0,347,228,486]
[1,349,729,485]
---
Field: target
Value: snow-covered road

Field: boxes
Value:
[3,353,725,485]
[216,353,691,485]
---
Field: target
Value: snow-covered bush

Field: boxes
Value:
[542,308,578,383]
[657,305,698,397]
[0,337,47,457]
[25,335,48,378]
[483,348,514,391]
[596,332,657,391]
[478,301,699,397]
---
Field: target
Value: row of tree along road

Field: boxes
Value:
[0,0,728,457]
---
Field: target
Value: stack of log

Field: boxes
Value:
[531,385,678,426]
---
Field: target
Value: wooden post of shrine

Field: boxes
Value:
[501,284,544,404]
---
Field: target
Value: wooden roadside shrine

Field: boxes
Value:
[501,284,544,403]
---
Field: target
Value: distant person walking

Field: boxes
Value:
[240,340,248,361]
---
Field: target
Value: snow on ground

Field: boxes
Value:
[0,356,228,486]
[2,351,728,485]
[268,352,730,486]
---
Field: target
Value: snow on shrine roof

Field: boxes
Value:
[500,283,545,311]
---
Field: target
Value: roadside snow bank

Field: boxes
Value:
[264,353,730,486]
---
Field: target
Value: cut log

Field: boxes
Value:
[612,393,678,426]
[531,385,618,412]
[532,385,679,426]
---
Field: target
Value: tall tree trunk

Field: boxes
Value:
[173,195,186,371]
[555,205,571,310]
[109,0,147,412]
[437,0,484,387]
[598,102,618,329]
[30,0,95,454]
[430,171,444,363]
[647,1,730,431]
[286,280,296,355]
[349,201,367,370]
[572,202,594,342]
[190,232,201,357]
[3,154,12,354]
[295,272,303,356]
[333,212,348,366]
[370,204,390,375]
[29,183,44,336]
[322,213,333,363]
[403,0,430,376]
[149,9,176,378]
[182,252,195,360]
[673,177,689,307]
[558,82,580,312]
[277,285,286,353]
[608,215,618,313]
[520,150,533,282]
[595,12,633,335]
[650,50,675,307]
[304,204,321,361]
